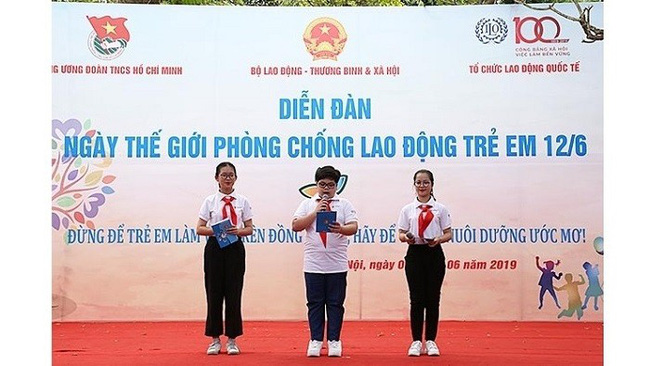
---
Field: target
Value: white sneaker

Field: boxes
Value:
[327,340,342,357]
[226,338,240,355]
[307,340,323,357]
[206,339,221,355]
[425,340,440,356]
[408,340,422,356]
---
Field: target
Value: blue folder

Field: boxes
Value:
[316,211,337,233]
[211,218,239,248]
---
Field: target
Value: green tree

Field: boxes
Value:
[278,0,403,5]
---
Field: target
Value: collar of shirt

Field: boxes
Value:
[217,190,236,200]
[413,196,435,207]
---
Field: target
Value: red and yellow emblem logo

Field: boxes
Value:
[303,17,347,61]
[86,15,130,60]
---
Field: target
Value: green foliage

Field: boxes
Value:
[279,0,403,5]
[163,0,245,5]
[400,0,435,5]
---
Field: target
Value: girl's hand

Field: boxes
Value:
[427,237,441,247]
[226,227,239,236]
[401,232,416,244]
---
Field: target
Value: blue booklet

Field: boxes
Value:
[211,218,238,248]
[316,211,337,233]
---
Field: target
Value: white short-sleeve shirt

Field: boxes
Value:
[198,191,253,228]
[293,194,359,273]
[397,197,451,245]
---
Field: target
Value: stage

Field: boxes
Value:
[52,320,603,365]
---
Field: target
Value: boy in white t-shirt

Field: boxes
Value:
[292,166,359,358]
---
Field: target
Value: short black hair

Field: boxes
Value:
[315,165,341,183]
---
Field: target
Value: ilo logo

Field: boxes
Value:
[514,16,569,44]
[475,18,508,44]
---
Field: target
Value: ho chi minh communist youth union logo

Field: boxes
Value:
[86,15,131,60]
[303,17,348,61]
[475,18,508,44]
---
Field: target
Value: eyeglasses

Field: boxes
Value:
[219,174,235,179]
[317,181,337,189]
[414,181,431,186]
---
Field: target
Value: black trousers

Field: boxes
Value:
[405,244,446,342]
[204,237,245,338]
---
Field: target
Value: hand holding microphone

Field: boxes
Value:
[319,194,330,212]
[405,231,416,244]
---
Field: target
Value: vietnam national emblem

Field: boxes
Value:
[303,17,347,61]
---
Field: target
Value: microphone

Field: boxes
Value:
[406,232,414,240]
[320,194,330,211]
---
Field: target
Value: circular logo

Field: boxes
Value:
[87,32,127,60]
[475,18,508,44]
[303,17,348,61]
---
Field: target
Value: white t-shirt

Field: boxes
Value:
[397,197,451,245]
[293,194,359,273]
[198,191,253,229]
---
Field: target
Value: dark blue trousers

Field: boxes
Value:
[304,271,347,342]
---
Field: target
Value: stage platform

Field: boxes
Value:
[53,320,602,365]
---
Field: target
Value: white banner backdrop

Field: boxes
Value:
[52,3,603,322]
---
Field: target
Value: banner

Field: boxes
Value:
[52,3,603,322]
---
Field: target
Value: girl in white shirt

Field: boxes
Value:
[196,162,254,356]
[397,169,452,357]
